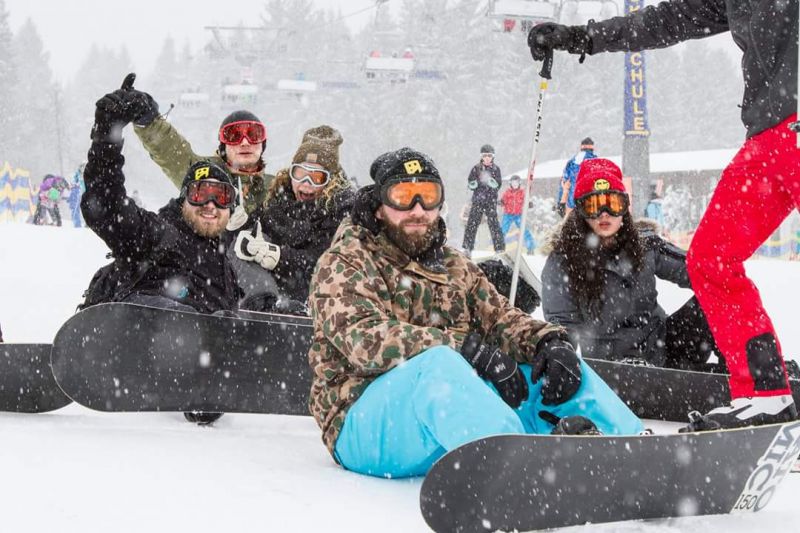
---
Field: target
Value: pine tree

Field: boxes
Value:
[0,0,20,159]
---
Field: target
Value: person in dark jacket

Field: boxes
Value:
[81,86,242,316]
[528,0,799,431]
[542,158,717,369]
[234,130,355,312]
[462,144,505,256]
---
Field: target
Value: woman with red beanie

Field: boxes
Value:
[542,158,717,370]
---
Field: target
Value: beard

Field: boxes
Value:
[381,215,439,258]
[181,203,230,239]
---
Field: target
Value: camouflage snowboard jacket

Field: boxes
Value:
[308,216,564,458]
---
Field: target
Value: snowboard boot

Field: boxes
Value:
[184,411,224,425]
[541,411,602,435]
[679,395,798,433]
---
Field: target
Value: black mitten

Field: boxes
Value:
[461,333,529,409]
[527,23,592,62]
[532,332,582,405]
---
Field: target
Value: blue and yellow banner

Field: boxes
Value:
[0,161,35,223]
[624,0,650,137]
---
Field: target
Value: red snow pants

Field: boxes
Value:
[687,115,798,399]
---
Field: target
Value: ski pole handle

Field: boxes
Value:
[539,49,554,80]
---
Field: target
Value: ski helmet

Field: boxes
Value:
[218,110,267,161]
[480,144,495,155]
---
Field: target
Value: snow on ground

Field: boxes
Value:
[1,222,799,532]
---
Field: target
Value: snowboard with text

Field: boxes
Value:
[420,420,800,532]
[51,303,313,415]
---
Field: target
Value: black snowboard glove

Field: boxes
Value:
[527,22,592,62]
[461,332,529,409]
[90,73,139,144]
[116,73,160,126]
[531,332,582,405]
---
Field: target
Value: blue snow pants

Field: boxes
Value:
[500,214,536,251]
[334,345,643,478]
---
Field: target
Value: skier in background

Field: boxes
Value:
[33,174,67,226]
[68,164,86,228]
[499,174,536,253]
[462,144,505,257]
[528,0,799,429]
[307,147,643,478]
[556,137,596,218]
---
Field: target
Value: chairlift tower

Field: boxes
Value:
[620,0,650,215]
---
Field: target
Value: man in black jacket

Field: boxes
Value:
[528,0,798,430]
[81,85,242,315]
[462,144,505,257]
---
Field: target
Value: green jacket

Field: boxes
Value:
[134,118,272,214]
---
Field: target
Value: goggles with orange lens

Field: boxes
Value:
[218,121,267,145]
[381,177,444,211]
[290,163,331,187]
[576,191,629,219]
[184,180,236,209]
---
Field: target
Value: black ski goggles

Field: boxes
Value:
[184,180,236,209]
[576,191,629,219]
[380,177,444,211]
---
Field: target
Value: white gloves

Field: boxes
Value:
[226,203,249,231]
[226,181,248,231]
[235,222,280,270]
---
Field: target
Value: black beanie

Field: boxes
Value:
[580,137,594,150]
[480,144,495,155]
[181,160,234,191]
[369,147,442,191]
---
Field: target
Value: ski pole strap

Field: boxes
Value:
[539,49,554,80]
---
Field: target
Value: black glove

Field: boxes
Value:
[461,333,529,409]
[118,73,160,126]
[90,73,139,144]
[527,23,592,62]
[531,332,582,405]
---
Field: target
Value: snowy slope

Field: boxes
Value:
[1,222,799,533]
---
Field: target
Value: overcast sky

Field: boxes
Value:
[4,0,390,83]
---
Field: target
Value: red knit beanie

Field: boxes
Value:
[573,158,627,201]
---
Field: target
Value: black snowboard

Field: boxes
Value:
[51,303,314,415]
[0,343,71,413]
[421,420,800,532]
[586,357,800,421]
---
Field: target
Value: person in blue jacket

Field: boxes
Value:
[556,137,596,218]
[68,164,86,228]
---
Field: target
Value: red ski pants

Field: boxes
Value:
[687,115,798,399]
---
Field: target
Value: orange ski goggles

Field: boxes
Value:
[381,178,444,211]
[576,191,629,218]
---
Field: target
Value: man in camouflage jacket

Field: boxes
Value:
[308,147,642,478]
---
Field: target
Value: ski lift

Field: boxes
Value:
[487,0,560,33]
[177,91,210,119]
[221,83,258,107]
[487,0,619,32]
[558,0,619,26]
[363,51,415,84]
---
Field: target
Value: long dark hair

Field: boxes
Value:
[551,211,644,317]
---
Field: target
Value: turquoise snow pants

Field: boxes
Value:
[334,345,643,478]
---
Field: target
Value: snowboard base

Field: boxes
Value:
[421,420,800,532]
[1,343,71,413]
[51,303,314,415]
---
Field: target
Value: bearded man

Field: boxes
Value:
[81,84,242,315]
[307,147,643,479]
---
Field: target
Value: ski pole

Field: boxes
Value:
[509,50,553,308]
